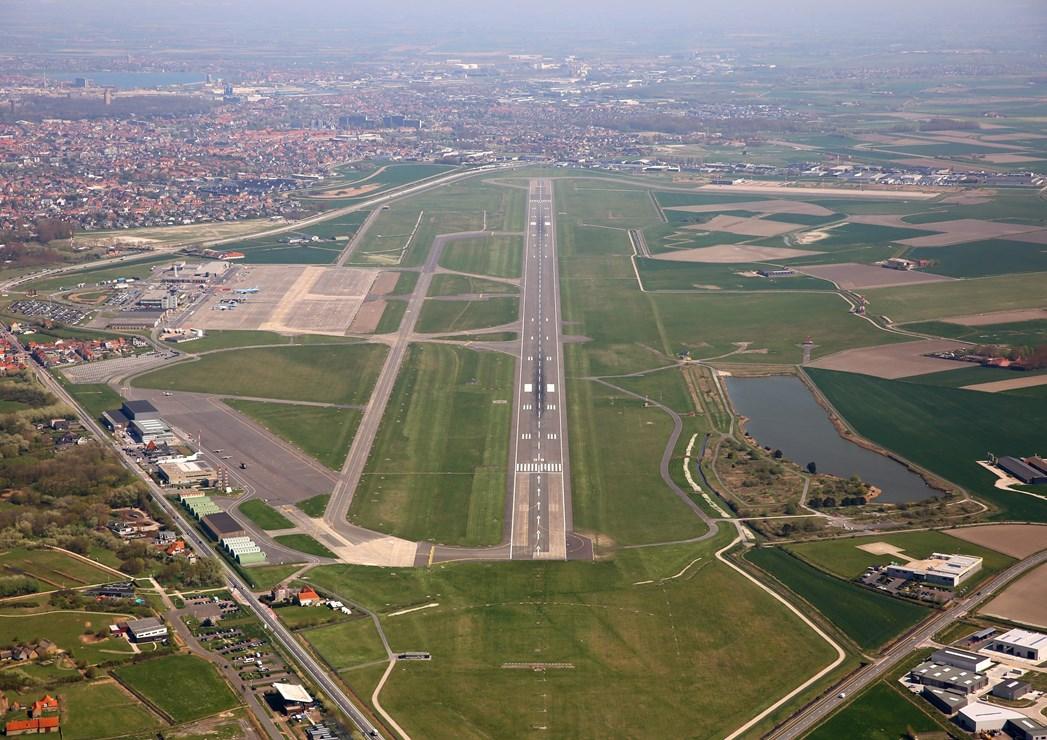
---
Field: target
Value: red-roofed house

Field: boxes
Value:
[6,715,60,735]
[296,587,320,606]
[30,695,58,716]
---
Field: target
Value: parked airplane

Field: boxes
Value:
[235,287,260,294]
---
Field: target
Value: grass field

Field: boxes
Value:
[274,534,336,558]
[427,273,518,297]
[439,234,523,278]
[349,344,512,546]
[863,272,1047,322]
[786,531,1014,585]
[305,535,837,739]
[903,366,1047,389]
[0,610,135,665]
[806,681,947,740]
[299,617,388,671]
[636,258,833,292]
[114,654,239,722]
[60,679,160,740]
[909,241,1047,278]
[806,368,1047,522]
[165,330,294,353]
[240,563,301,591]
[0,547,114,589]
[374,300,407,333]
[238,499,294,530]
[296,494,330,517]
[58,380,123,421]
[901,319,1047,346]
[415,297,519,333]
[746,547,931,651]
[134,343,388,405]
[224,398,362,469]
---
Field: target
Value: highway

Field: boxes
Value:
[508,179,570,559]
[3,331,386,739]
[769,547,1047,739]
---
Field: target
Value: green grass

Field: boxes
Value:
[635,258,832,292]
[806,681,946,740]
[349,344,512,546]
[23,255,183,294]
[240,563,302,591]
[787,531,1014,586]
[238,499,294,530]
[806,368,1047,522]
[903,366,1047,389]
[114,654,239,722]
[303,535,838,739]
[909,240,1047,278]
[416,297,519,334]
[0,610,135,665]
[58,380,123,421]
[863,272,1047,322]
[427,273,518,297]
[224,399,362,469]
[746,547,931,651]
[273,604,345,629]
[439,234,523,278]
[901,319,1047,346]
[296,494,330,517]
[0,548,114,588]
[134,343,388,405]
[166,330,294,353]
[274,534,336,559]
[60,679,160,740]
[300,618,387,671]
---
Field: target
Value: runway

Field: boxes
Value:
[507,179,573,560]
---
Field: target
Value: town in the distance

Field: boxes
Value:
[0,1,1045,738]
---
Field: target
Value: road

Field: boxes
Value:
[770,547,1047,739]
[4,331,386,739]
[505,179,570,559]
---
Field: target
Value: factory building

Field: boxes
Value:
[988,628,1046,661]
[200,512,246,541]
[921,686,968,714]
[909,661,988,695]
[992,679,1031,701]
[930,647,993,673]
[956,702,1026,733]
[1007,717,1047,740]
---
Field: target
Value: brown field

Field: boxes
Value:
[854,134,930,146]
[688,214,803,237]
[981,153,1044,164]
[665,199,834,216]
[897,219,1041,248]
[847,214,937,229]
[938,308,1047,326]
[1006,229,1047,245]
[369,272,400,296]
[981,563,1047,629]
[982,133,1047,142]
[654,244,818,263]
[796,263,955,290]
[940,190,996,205]
[806,339,970,379]
[312,183,382,199]
[697,183,940,199]
[348,300,386,333]
[945,525,1047,558]
[962,374,1047,393]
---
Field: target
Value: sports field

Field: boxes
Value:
[114,654,239,722]
[224,398,362,469]
[745,547,931,651]
[134,343,388,405]
[349,344,512,546]
[306,535,838,739]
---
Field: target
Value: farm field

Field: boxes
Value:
[786,531,1014,585]
[944,524,1047,558]
[237,499,294,530]
[349,344,512,547]
[908,241,1047,278]
[415,296,519,333]
[59,679,161,740]
[901,318,1047,347]
[439,233,523,278]
[745,547,931,651]
[114,654,240,722]
[902,365,1047,389]
[224,398,362,469]
[863,272,1047,323]
[273,534,336,558]
[305,534,838,739]
[980,562,1047,629]
[133,343,388,405]
[806,368,1047,522]
[806,681,947,740]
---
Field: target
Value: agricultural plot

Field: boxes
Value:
[806,368,1047,522]
[439,234,523,278]
[981,562,1047,629]
[863,272,1047,323]
[224,398,362,469]
[59,679,160,740]
[134,343,388,405]
[415,296,519,334]
[746,547,930,651]
[908,240,1047,278]
[349,344,512,546]
[305,536,838,740]
[807,681,946,740]
[899,319,1047,347]
[114,654,239,722]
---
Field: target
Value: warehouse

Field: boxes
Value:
[992,679,1031,701]
[920,686,968,714]
[930,647,993,673]
[124,617,168,643]
[129,417,175,445]
[885,553,982,588]
[989,628,1046,661]
[998,456,1047,485]
[1007,717,1047,740]
[158,459,216,487]
[956,702,1026,733]
[201,512,246,541]
[909,661,988,694]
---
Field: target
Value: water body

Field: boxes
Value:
[34,71,206,89]
[724,374,938,503]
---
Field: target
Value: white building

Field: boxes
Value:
[930,647,993,673]
[988,628,1046,661]
[884,553,982,588]
[956,702,1026,733]
[125,617,168,642]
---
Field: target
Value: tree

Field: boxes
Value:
[806,461,817,474]
[772,449,783,459]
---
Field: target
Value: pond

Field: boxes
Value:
[724,374,938,503]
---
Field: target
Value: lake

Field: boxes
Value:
[724,374,938,503]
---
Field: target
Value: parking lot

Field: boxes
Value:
[10,299,87,324]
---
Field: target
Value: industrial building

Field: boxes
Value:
[998,456,1047,485]
[885,553,982,588]
[920,686,968,714]
[956,702,1027,733]
[124,617,168,643]
[930,647,993,673]
[220,536,267,565]
[128,417,175,445]
[992,679,1032,701]
[158,459,216,487]
[988,628,1046,661]
[909,661,988,694]
[200,511,246,541]
[1007,717,1047,740]
[180,492,221,519]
